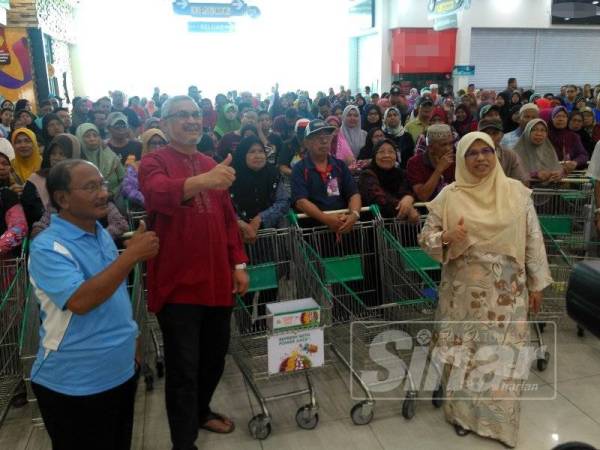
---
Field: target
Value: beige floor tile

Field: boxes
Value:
[557,374,600,423]
[261,418,383,450]
[535,341,600,384]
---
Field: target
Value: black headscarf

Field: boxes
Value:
[366,139,405,195]
[230,136,280,222]
[361,104,383,132]
[41,113,65,145]
[358,127,384,160]
[40,133,81,173]
[505,104,522,134]
[497,91,512,131]
[453,104,475,138]
[569,111,596,155]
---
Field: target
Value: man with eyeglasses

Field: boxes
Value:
[291,119,361,233]
[106,112,143,164]
[28,159,159,449]
[139,95,248,450]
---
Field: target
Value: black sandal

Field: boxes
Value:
[199,412,236,434]
[454,424,471,437]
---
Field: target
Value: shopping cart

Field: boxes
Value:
[531,177,595,343]
[124,203,165,382]
[231,227,332,440]
[0,244,27,428]
[288,208,385,426]
[18,283,43,426]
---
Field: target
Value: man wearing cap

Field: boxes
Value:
[106,112,143,164]
[478,118,528,185]
[406,124,455,202]
[278,118,310,180]
[291,119,361,233]
[405,97,434,144]
[389,87,409,124]
[501,103,539,150]
[479,104,501,121]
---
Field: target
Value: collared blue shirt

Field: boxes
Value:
[28,215,138,396]
[291,155,358,211]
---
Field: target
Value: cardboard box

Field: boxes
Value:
[266,298,320,332]
[267,328,324,375]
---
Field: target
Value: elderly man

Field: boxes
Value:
[106,112,143,164]
[501,103,539,150]
[478,118,528,185]
[28,159,159,450]
[406,124,455,202]
[139,95,248,450]
[291,119,361,232]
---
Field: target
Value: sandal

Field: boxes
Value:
[454,424,471,437]
[199,412,236,434]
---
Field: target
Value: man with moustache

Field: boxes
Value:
[28,159,159,449]
[139,95,249,450]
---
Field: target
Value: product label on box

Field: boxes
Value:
[273,309,320,331]
[267,328,324,375]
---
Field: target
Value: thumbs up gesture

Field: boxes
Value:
[443,216,468,246]
[204,153,236,190]
[124,220,160,262]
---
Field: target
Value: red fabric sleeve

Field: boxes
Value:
[222,190,248,266]
[139,153,187,216]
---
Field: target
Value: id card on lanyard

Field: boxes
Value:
[326,175,340,197]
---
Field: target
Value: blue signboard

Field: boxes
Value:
[428,0,470,17]
[188,21,235,32]
[173,0,260,18]
[433,13,458,31]
[453,65,475,76]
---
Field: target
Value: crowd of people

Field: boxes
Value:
[4,78,600,450]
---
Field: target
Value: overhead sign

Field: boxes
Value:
[428,0,470,17]
[173,0,260,19]
[188,21,235,32]
[453,65,475,76]
[433,13,458,31]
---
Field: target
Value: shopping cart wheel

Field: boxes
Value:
[145,374,154,392]
[536,352,550,372]
[248,414,271,440]
[350,401,374,425]
[432,385,444,408]
[295,405,319,430]
[156,361,165,378]
[577,326,585,337]
[402,395,416,420]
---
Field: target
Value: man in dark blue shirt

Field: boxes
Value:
[291,119,361,233]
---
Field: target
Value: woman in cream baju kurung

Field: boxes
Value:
[419,132,552,448]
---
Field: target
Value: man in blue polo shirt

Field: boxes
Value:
[28,159,159,450]
[291,119,361,233]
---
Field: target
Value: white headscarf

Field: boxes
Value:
[340,105,367,158]
[382,107,405,137]
[426,132,532,265]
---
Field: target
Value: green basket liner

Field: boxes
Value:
[559,192,586,201]
[539,215,573,236]
[323,255,363,284]
[402,247,440,271]
[247,263,278,293]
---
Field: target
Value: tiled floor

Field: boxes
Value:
[2,320,600,450]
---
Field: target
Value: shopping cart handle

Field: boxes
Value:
[122,231,135,239]
[294,206,372,220]
[414,202,427,208]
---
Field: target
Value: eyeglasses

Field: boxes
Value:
[465,147,495,159]
[72,180,109,194]
[111,122,128,129]
[165,110,202,121]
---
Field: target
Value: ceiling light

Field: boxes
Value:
[565,17,571,20]
[594,1,599,5]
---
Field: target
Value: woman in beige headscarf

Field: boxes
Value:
[419,132,552,448]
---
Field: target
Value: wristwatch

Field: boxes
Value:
[234,263,247,270]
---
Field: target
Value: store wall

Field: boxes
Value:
[4,0,76,108]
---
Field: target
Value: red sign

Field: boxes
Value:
[391,28,457,74]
